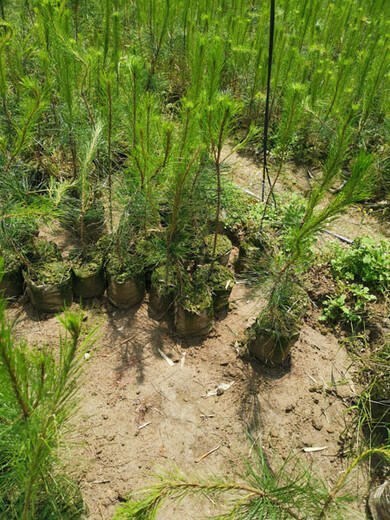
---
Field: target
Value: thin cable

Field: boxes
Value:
[262,0,276,206]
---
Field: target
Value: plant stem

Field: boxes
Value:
[0,344,30,419]
[150,480,304,520]
[318,448,390,519]
[107,79,113,233]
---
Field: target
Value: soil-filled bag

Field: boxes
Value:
[175,283,213,337]
[246,302,303,365]
[248,284,308,364]
[73,264,105,299]
[106,254,145,309]
[369,481,390,520]
[235,243,262,273]
[149,265,176,317]
[70,249,106,299]
[204,234,232,267]
[107,274,145,309]
[24,261,73,313]
[206,264,235,311]
[247,330,300,365]
[0,263,23,298]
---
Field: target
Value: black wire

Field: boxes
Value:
[262,0,276,206]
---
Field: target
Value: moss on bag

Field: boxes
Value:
[204,234,232,265]
[196,264,235,311]
[70,248,106,299]
[175,278,213,336]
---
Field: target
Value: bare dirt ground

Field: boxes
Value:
[8,281,365,519]
[224,144,389,241]
[6,149,382,519]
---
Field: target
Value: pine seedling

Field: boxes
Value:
[201,93,257,269]
[252,151,375,363]
[260,82,307,223]
[78,122,103,250]
[202,93,237,268]
[164,99,202,275]
[47,3,85,177]
[0,20,13,130]
[145,0,171,90]
[3,78,48,171]
[0,272,98,519]
[112,439,374,520]
[102,0,112,68]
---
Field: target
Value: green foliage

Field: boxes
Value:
[330,237,390,292]
[250,274,308,344]
[0,276,97,519]
[320,236,389,329]
[320,283,376,325]
[113,439,382,520]
[0,0,388,515]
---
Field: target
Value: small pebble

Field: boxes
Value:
[312,418,323,431]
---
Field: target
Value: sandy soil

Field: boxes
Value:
[7,279,366,519]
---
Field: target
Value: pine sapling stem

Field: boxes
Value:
[318,448,390,519]
[107,79,113,233]
[0,344,30,419]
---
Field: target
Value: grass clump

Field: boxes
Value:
[69,248,103,278]
[26,261,71,285]
[106,252,144,283]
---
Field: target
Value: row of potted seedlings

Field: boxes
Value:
[0,231,236,337]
